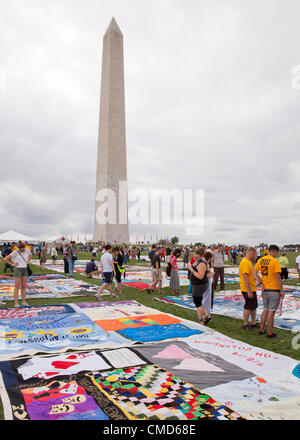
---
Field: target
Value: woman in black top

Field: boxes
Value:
[188,248,212,325]
[112,247,125,295]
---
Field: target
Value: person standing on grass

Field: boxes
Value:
[254,244,284,339]
[200,252,213,322]
[4,241,32,308]
[92,246,98,258]
[224,246,229,263]
[97,245,116,299]
[297,253,300,279]
[67,241,77,278]
[231,248,238,265]
[3,243,13,274]
[63,245,69,275]
[131,246,137,264]
[239,247,258,331]
[188,248,211,325]
[278,253,289,282]
[183,246,190,269]
[40,242,47,270]
[165,246,171,263]
[37,242,42,259]
[112,247,125,295]
[169,248,181,296]
[123,246,129,265]
[147,248,162,295]
[137,247,141,261]
[51,245,58,265]
[212,245,225,293]
[148,244,156,266]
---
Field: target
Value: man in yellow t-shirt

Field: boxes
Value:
[254,245,284,339]
[239,247,258,331]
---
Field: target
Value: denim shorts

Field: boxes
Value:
[262,290,280,311]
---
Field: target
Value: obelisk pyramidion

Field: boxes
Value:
[94,18,129,244]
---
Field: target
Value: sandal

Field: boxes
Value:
[258,330,266,335]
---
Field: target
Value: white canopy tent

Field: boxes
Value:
[0,230,38,244]
[46,237,71,244]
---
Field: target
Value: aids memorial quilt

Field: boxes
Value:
[181,332,300,420]
[0,275,100,301]
[157,287,300,331]
[0,346,244,420]
[0,301,205,359]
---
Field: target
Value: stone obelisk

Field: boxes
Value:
[94,18,129,244]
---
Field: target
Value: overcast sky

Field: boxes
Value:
[0,0,299,244]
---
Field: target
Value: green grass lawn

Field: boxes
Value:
[0,252,299,420]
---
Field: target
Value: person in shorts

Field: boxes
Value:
[51,245,58,265]
[239,247,258,331]
[188,248,211,325]
[147,248,162,295]
[97,245,116,299]
[112,247,125,295]
[254,245,284,338]
[4,241,32,308]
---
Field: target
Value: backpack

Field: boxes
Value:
[166,255,175,277]
[1,248,7,257]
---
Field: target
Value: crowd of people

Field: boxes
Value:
[1,240,299,339]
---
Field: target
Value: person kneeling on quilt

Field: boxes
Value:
[84,258,99,278]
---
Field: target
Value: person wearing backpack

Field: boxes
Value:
[188,248,211,325]
[4,241,32,307]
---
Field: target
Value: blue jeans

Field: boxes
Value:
[68,258,75,277]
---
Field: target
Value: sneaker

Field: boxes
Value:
[21,302,30,307]
[204,317,212,325]
[14,303,20,308]
[0,301,6,306]
[267,333,279,339]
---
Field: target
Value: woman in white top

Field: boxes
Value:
[4,241,32,308]
[51,246,58,264]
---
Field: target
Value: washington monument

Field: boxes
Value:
[94,18,129,243]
